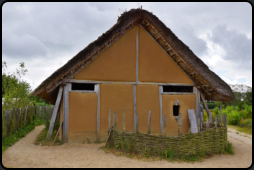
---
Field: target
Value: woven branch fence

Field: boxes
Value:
[106,109,228,157]
[2,105,56,138]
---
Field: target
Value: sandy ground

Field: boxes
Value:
[2,125,252,168]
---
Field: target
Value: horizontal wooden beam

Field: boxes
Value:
[162,92,195,95]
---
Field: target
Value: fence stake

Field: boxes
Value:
[108,109,111,133]
[197,118,200,133]
[113,112,117,131]
[178,113,182,136]
[206,119,209,130]
[136,114,139,133]
[148,110,151,134]
[220,105,223,126]
[123,109,125,133]
[163,115,167,136]
[224,113,227,128]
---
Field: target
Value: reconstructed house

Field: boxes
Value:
[32,9,234,143]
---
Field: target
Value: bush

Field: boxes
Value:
[213,107,220,115]
[227,110,242,125]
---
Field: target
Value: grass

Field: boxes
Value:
[227,125,252,135]
[2,116,44,154]
[100,141,234,163]
[34,127,62,146]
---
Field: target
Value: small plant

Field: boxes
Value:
[116,142,120,149]
[223,141,234,155]
[87,138,90,144]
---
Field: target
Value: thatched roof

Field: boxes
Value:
[31,8,234,104]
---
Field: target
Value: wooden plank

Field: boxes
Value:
[63,83,71,143]
[53,121,63,144]
[220,105,223,126]
[224,113,227,128]
[66,79,193,86]
[200,91,214,124]
[187,109,198,134]
[163,115,167,136]
[123,109,125,133]
[178,113,182,136]
[95,84,100,141]
[148,110,151,134]
[46,86,63,141]
[162,92,195,95]
[159,86,163,134]
[194,87,201,131]
[113,112,117,131]
[133,85,137,132]
[105,125,114,147]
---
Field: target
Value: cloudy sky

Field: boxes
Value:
[2,2,252,91]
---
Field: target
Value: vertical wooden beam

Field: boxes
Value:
[163,115,167,136]
[63,83,71,143]
[46,86,63,141]
[220,105,223,126]
[133,85,137,132]
[159,85,163,134]
[123,109,125,133]
[224,113,227,128]
[148,110,151,134]
[200,91,214,124]
[193,87,201,130]
[113,112,117,131]
[95,84,100,141]
[178,113,182,136]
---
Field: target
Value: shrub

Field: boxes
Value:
[207,103,216,109]
[213,107,220,115]
[227,110,242,125]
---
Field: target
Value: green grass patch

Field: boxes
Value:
[228,125,252,135]
[34,127,62,146]
[2,116,43,154]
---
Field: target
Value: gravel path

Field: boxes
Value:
[2,125,252,168]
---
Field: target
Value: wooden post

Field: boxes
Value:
[24,107,27,125]
[63,83,71,143]
[136,114,139,132]
[46,86,63,141]
[224,113,227,128]
[163,115,167,136]
[197,118,200,133]
[220,105,223,126]
[123,109,125,133]
[188,120,191,133]
[178,113,182,136]
[108,109,111,132]
[215,116,217,129]
[206,119,209,130]
[113,112,117,131]
[200,91,214,124]
[148,110,151,134]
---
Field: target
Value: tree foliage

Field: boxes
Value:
[2,61,31,110]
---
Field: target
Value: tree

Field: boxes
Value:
[2,61,31,110]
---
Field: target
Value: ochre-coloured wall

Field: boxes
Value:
[139,26,193,84]
[136,84,160,134]
[68,92,97,143]
[162,94,196,136]
[74,26,138,82]
[100,84,134,140]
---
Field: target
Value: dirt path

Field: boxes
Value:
[2,125,252,168]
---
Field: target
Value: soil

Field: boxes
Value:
[2,125,252,168]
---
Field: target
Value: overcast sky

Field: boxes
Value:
[2,2,252,91]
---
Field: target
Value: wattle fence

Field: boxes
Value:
[2,106,56,139]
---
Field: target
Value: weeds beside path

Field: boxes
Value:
[2,125,252,168]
